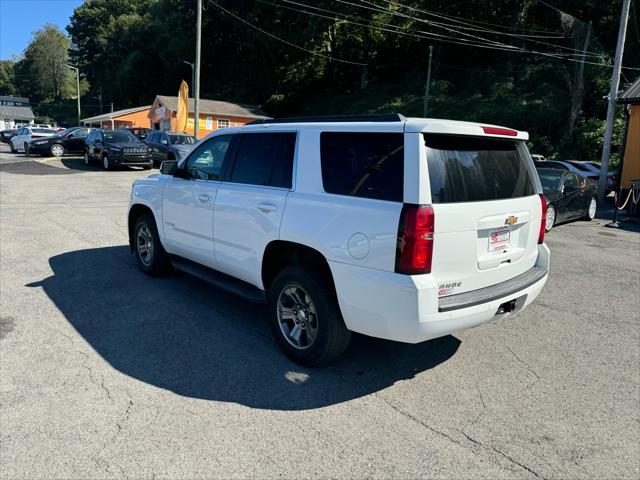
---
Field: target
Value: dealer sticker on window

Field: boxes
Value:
[488,227,510,252]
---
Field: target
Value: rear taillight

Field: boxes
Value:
[396,204,434,275]
[538,194,547,244]
[482,126,518,136]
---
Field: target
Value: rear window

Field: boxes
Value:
[567,161,591,172]
[537,170,562,193]
[320,132,404,202]
[424,134,536,203]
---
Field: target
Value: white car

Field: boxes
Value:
[9,126,58,154]
[127,114,550,366]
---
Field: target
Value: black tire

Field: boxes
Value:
[545,204,556,232]
[584,196,597,221]
[49,144,65,157]
[142,165,152,170]
[24,143,30,155]
[102,154,112,171]
[268,266,351,366]
[133,213,170,276]
[83,152,92,166]
[9,142,16,153]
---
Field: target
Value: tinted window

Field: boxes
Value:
[564,173,579,190]
[169,134,196,145]
[33,129,57,135]
[104,131,139,143]
[229,132,296,188]
[537,170,562,193]
[69,128,89,137]
[185,135,232,181]
[148,132,159,142]
[86,131,96,142]
[320,132,404,202]
[425,134,536,203]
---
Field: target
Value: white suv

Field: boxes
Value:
[127,114,550,366]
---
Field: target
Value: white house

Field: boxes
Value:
[0,96,35,130]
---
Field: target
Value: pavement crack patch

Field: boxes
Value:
[81,364,114,403]
[503,343,541,389]
[461,432,546,479]
[469,382,487,427]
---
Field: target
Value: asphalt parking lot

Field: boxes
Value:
[1,144,639,479]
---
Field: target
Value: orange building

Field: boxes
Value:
[148,95,270,139]
[81,105,152,130]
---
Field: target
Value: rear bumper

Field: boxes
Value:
[329,244,550,343]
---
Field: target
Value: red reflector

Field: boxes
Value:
[538,194,547,244]
[482,126,518,136]
[396,204,434,275]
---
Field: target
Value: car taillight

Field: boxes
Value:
[396,204,434,275]
[538,194,547,244]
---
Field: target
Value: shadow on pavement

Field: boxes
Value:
[0,160,82,175]
[28,246,460,410]
[61,158,154,172]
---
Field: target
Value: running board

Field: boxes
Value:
[169,255,267,303]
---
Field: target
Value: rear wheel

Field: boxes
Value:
[585,196,597,221]
[268,266,351,366]
[133,213,170,276]
[49,144,65,157]
[23,143,30,155]
[102,154,112,171]
[545,204,556,232]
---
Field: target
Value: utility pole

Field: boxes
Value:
[598,0,631,203]
[66,64,81,125]
[423,46,433,117]
[194,0,202,139]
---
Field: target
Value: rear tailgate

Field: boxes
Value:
[423,133,543,297]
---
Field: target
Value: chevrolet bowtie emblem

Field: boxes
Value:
[505,215,518,225]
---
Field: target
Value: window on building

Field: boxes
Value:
[228,132,296,188]
[320,132,404,202]
[217,118,230,129]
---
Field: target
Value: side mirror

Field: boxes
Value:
[160,160,178,175]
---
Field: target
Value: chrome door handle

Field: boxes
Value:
[257,202,277,213]
[197,194,211,203]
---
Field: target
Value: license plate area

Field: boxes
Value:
[488,227,510,252]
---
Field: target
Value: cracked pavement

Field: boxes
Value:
[1,144,639,479]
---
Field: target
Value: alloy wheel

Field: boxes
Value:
[588,197,597,219]
[545,205,555,232]
[277,285,319,350]
[50,144,64,157]
[136,225,154,267]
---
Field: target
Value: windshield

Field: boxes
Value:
[169,134,196,145]
[537,170,562,193]
[104,131,140,143]
[424,134,537,203]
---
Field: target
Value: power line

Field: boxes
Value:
[353,0,605,58]
[207,0,365,65]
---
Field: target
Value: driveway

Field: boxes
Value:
[1,144,638,479]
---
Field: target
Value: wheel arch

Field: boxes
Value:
[128,204,159,252]
[261,240,337,295]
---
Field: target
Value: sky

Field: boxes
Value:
[0,0,83,60]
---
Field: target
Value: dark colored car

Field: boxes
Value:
[84,129,152,170]
[144,131,197,166]
[28,127,93,157]
[0,129,18,144]
[120,127,151,140]
[537,168,598,232]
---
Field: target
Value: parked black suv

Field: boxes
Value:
[85,129,152,170]
[144,131,197,166]
[28,127,92,157]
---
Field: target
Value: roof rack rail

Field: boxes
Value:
[247,113,406,125]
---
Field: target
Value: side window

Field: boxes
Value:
[564,173,579,190]
[320,132,404,202]
[228,132,296,188]
[86,131,95,142]
[147,132,157,143]
[185,135,232,181]
[71,128,89,138]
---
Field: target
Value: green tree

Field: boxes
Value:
[0,60,17,96]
